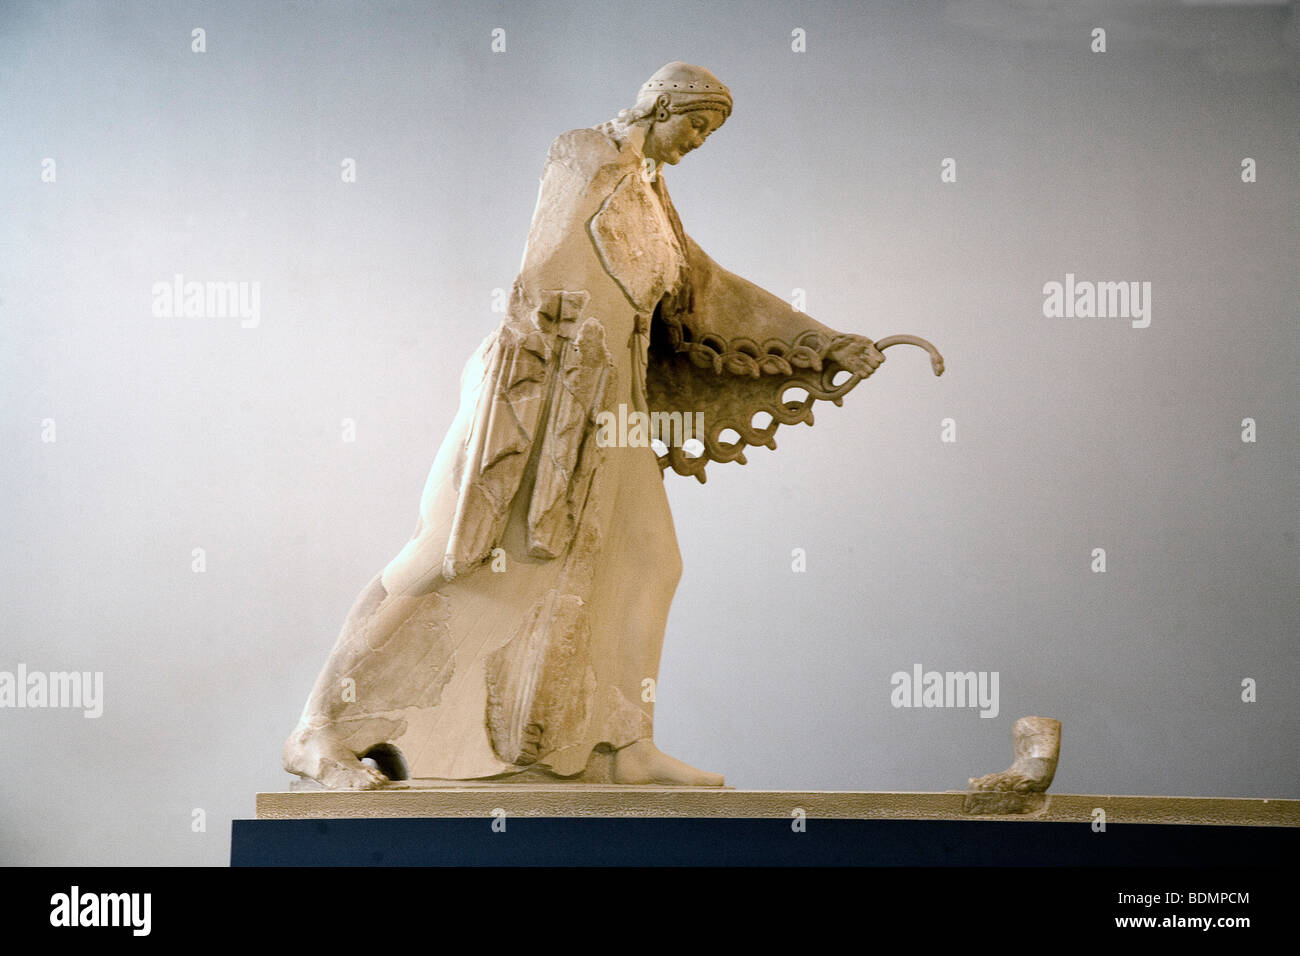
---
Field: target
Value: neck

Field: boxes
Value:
[626,127,665,180]
[625,124,649,154]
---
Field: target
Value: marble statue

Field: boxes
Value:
[283,62,944,790]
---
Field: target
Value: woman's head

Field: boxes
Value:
[607,62,732,164]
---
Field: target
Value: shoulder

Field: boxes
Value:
[545,127,631,180]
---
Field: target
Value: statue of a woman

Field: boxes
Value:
[283,62,942,789]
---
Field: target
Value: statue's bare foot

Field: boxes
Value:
[968,716,1061,793]
[611,739,724,787]
[968,757,1057,793]
[283,724,388,790]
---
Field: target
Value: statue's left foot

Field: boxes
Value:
[284,723,389,791]
[968,716,1061,793]
[611,740,724,787]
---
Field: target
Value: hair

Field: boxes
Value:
[595,95,730,146]
[594,102,657,144]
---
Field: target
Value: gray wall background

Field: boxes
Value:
[1,0,1296,865]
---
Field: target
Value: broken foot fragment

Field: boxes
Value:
[968,715,1062,793]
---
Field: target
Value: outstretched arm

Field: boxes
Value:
[677,235,940,379]
[647,232,944,482]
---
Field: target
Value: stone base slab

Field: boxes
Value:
[255,787,1299,827]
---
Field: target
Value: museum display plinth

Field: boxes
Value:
[232,789,1299,866]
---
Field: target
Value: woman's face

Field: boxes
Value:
[643,108,725,165]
